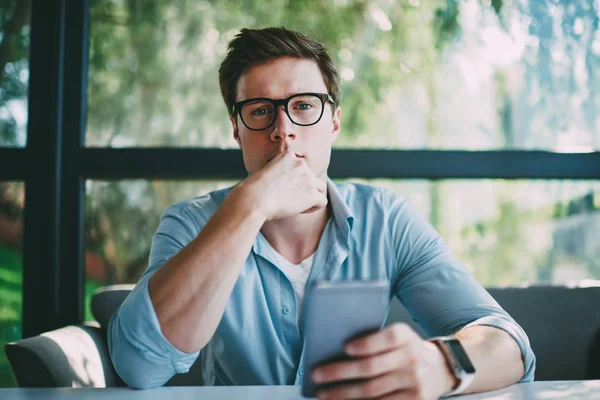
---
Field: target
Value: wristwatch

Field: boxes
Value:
[428,336,476,397]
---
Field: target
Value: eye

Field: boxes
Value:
[292,101,314,111]
[252,107,271,116]
[291,95,319,111]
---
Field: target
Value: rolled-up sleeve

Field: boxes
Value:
[464,316,535,381]
[108,203,205,389]
[386,192,536,382]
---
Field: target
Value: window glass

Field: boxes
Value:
[0,2,30,147]
[87,0,600,151]
[352,179,600,286]
[84,177,600,317]
[0,182,24,387]
[83,180,237,320]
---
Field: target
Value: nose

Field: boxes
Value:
[269,105,296,142]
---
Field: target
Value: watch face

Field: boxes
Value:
[448,340,476,374]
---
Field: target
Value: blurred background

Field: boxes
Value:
[1,0,600,387]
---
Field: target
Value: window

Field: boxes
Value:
[87,0,600,150]
[0,182,24,387]
[351,178,600,286]
[0,2,30,148]
[83,180,237,320]
[8,0,596,382]
[0,0,29,387]
[84,178,600,314]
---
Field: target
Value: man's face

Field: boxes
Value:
[231,57,341,178]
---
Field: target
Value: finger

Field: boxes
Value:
[316,370,414,400]
[275,150,293,162]
[314,176,327,194]
[301,194,327,214]
[303,178,327,211]
[345,324,418,357]
[314,189,328,207]
[263,151,292,172]
[278,150,298,165]
[312,348,412,383]
[301,205,320,214]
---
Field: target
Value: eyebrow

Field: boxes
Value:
[240,91,325,101]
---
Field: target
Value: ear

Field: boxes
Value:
[331,107,342,142]
[230,115,242,148]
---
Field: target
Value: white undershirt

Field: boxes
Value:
[272,249,315,325]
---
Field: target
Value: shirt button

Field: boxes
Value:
[299,368,304,376]
[283,306,290,315]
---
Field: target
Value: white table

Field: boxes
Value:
[1,381,599,399]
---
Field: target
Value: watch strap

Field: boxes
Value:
[429,336,475,397]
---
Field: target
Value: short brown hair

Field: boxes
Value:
[219,27,340,116]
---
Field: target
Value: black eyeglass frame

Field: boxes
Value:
[232,92,335,131]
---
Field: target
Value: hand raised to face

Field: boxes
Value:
[240,150,328,222]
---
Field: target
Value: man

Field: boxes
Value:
[108,27,535,399]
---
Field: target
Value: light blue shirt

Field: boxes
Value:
[108,179,536,389]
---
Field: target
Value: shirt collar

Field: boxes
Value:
[326,177,355,234]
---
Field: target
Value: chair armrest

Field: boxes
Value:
[4,322,124,388]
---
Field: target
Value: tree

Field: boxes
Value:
[0,0,30,146]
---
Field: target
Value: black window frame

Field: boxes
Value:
[0,0,599,337]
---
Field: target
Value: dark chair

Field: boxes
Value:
[387,286,600,380]
[5,285,600,387]
[488,286,600,381]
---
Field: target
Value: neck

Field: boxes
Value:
[261,199,331,265]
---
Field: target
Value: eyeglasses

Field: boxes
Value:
[232,92,335,131]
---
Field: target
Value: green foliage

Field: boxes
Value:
[491,0,503,15]
[0,0,30,146]
[85,0,465,147]
[85,180,163,283]
[433,0,460,50]
[0,244,21,387]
